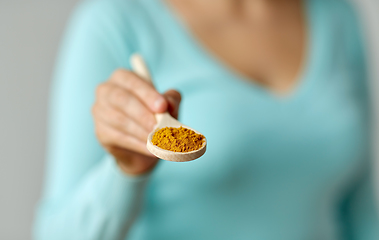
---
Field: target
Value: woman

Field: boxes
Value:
[33,0,379,239]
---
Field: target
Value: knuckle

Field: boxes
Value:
[110,111,126,126]
[95,83,107,97]
[91,104,103,119]
[112,69,125,78]
[91,105,97,116]
[127,76,140,90]
[112,68,130,80]
[95,128,102,139]
[94,124,104,140]
[111,88,128,105]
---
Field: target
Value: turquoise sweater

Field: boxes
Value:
[33,0,379,239]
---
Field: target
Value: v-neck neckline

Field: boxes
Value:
[147,0,324,103]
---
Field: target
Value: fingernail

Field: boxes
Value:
[153,97,166,111]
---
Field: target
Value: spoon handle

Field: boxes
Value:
[130,54,168,123]
[130,54,154,85]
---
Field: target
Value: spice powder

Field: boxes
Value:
[151,126,205,152]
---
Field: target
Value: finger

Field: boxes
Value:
[110,69,167,113]
[163,89,182,119]
[106,145,158,175]
[103,86,156,132]
[95,120,154,157]
[92,104,150,142]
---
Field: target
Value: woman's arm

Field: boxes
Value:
[337,1,379,239]
[339,170,379,240]
[33,1,156,239]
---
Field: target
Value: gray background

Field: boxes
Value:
[0,0,378,239]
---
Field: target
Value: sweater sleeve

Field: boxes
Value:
[32,1,148,239]
[337,1,379,239]
[338,169,379,240]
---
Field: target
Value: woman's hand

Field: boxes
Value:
[92,69,181,175]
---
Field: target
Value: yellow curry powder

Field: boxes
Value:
[151,126,205,152]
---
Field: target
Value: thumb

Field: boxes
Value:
[163,89,181,119]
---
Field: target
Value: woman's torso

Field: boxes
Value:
[93,0,370,239]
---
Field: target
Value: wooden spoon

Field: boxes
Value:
[130,54,207,162]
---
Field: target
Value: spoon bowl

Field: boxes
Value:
[130,54,207,162]
[146,112,207,162]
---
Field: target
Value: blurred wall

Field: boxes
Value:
[0,1,78,239]
[0,0,377,240]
